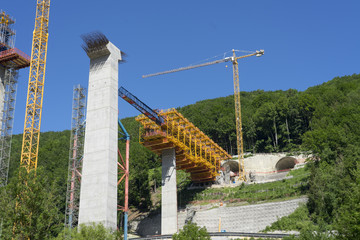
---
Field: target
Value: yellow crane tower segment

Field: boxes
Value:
[20,0,51,172]
[143,49,264,181]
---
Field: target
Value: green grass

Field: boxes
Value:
[178,167,309,206]
[263,204,312,232]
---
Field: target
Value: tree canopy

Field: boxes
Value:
[1,73,359,238]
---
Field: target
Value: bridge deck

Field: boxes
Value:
[136,108,231,182]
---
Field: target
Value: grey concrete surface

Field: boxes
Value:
[134,197,307,236]
[78,42,122,230]
[222,153,307,174]
[178,197,307,232]
[161,148,178,235]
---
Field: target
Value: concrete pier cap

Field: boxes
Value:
[81,31,122,61]
[78,31,122,230]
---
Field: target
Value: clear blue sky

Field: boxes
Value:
[2,1,360,134]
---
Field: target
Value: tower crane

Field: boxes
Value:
[20,0,51,172]
[143,49,264,181]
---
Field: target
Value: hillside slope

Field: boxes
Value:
[2,73,359,238]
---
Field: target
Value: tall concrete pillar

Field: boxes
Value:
[78,33,122,230]
[161,148,178,235]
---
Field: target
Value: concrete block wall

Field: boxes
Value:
[178,198,307,232]
[134,197,306,236]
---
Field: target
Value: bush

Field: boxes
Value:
[172,222,211,240]
[54,223,123,240]
[263,204,312,232]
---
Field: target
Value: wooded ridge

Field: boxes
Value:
[1,73,359,239]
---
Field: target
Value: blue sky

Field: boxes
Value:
[2,1,360,134]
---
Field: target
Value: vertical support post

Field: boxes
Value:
[79,33,122,230]
[161,148,177,235]
[124,139,129,240]
[218,217,221,232]
[117,119,130,239]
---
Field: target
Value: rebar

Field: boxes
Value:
[81,31,109,55]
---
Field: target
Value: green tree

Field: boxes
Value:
[335,163,360,239]
[172,222,211,240]
[54,224,123,240]
[0,167,63,239]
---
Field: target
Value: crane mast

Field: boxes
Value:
[20,0,50,172]
[232,50,246,181]
[143,49,264,181]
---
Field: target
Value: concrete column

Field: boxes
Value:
[78,41,122,230]
[161,148,177,235]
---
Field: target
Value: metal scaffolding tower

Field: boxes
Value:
[0,11,29,187]
[0,68,17,187]
[64,85,86,231]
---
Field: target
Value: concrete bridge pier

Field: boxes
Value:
[78,33,122,230]
[161,148,178,235]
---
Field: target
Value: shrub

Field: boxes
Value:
[54,223,123,240]
[172,222,211,240]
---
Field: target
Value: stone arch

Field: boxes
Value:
[275,156,297,171]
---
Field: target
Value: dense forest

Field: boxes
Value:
[0,73,359,239]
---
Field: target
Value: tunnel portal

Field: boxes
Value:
[275,157,297,171]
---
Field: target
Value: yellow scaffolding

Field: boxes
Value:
[136,108,231,182]
[20,0,50,172]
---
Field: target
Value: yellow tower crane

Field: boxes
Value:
[143,49,264,181]
[20,0,51,172]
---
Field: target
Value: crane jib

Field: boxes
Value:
[142,57,230,78]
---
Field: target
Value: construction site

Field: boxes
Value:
[0,2,313,240]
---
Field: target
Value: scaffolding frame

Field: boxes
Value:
[136,109,231,182]
[0,10,15,51]
[0,11,26,187]
[0,68,17,187]
[117,120,130,240]
[64,85,86,231]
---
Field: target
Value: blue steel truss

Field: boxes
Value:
[118,86,164,126]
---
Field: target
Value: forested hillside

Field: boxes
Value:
[180,88,310,153]
[1,73,359,239]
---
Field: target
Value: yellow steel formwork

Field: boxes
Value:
[20,0,50,172]
[136,108,231,182]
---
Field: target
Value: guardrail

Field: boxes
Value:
[131,231,297,239]
[0,47,31,61]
